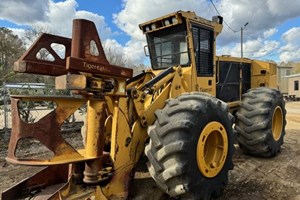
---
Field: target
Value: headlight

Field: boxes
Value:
[145,26,150,31]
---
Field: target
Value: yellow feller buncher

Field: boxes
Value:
[2,11,286,199]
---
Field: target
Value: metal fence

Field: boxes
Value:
[0,82,85,139]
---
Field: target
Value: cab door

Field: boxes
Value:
[192,24,215,96]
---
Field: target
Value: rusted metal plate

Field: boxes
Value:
[19,33,72,65]
[67,57,133,78]
[6,97,95,165]
[14,60,68,76]
[14,19,133,79]
[71,19,109,64]
[1,164,69,200]
[14,33,71,76]
[68,18,133,78]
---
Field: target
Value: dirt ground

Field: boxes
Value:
[0,102,300,200]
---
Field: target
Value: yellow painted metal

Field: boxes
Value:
[127,72,155,90]
[197,77,216,96]
[103,97,134,199]
[185,16,219,96]
[251,60,278,89]
[83,99,106,184]
[105,96,114,116]
[169,66,185,98]
[197,121,228,178]
[217,55,251,63]
[150,69,175,91]
[130,120,147,162]
[5,150,92,166]
[139,11,223,35]
[132,92,145,117]
[131,68,176,120]
[216,56,279,90]
[95,186,108,200]
[85,100,106,157]
[143,83,171,126]
[139,11,184,34]
[58,176,98,200]
[109,99,120,162]
[227,101,240,113]
[134,66,190,126]
[104,115,112,145]
[179,65,194,92]
[217,55,280,105]
[272,106,283,141]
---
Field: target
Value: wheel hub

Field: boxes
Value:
[272,106,283,141]
[196,121,228,178]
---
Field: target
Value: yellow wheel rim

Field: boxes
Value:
[196,121,228,178]
[272,106,283,141]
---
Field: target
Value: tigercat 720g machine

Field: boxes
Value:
[2,11,286,200]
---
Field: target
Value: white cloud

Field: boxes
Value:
[263,28,278,39]
[0,0,49,24]
[103,39,125,56]
[281,27,300,49]
[2,0,114,44]
[217,38,280,59]
[113,0,300,64]
[123,40,146,65]
[213,0,300,45]
[113,0,212,65]
[2,0,300,65]
[267,0,300,18]
[113,0,211,41]
[103,39,146,65]
[31,0,114,40]
[32,0,78,37]
[279,27,300,62]
[7,0,118,63]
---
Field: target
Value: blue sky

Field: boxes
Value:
[71,0,128,43]
[0,0,300,65]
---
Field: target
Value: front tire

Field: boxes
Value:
[235,87,286,157]
[145,93,234,200]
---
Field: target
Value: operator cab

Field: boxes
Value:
[139,11,223,74]
[139,11,223,95]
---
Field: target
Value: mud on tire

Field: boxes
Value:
[235,87,287,157]
[145,93,234,200]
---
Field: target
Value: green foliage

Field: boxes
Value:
[0,27,25,81]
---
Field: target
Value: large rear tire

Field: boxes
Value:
[145,93,234,200]
[235,87,286,157]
